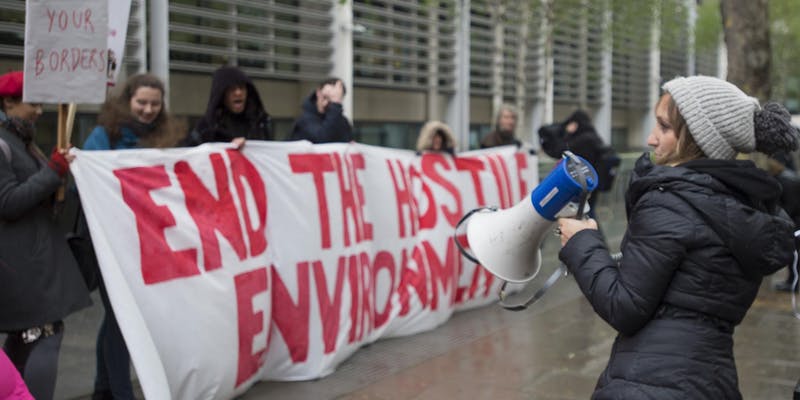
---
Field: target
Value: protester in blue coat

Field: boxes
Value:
[557,76,799,399]
[83,73,183,400]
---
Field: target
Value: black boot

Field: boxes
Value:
[91,390,114,400]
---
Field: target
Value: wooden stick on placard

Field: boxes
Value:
[57,103,66,150]
[65,102,77,146]
[55,103,76,201]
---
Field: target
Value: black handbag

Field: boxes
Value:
[66,205,100,292]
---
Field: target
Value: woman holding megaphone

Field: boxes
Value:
[557,76,798,399]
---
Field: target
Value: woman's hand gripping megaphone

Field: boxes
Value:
[557,217,598,247]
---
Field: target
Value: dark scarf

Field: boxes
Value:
[126,119,157,137]
[2,116,46,163]
[2,116,35,145]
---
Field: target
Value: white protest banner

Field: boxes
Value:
[106,0,132,86]
[23,0,108,103]
[70,142,537,399]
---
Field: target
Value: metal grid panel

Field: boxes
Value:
[502,21,522,100]
[611,0,652,109]
[552,0,604,106]
[659,0,689,83]
[353,0,455,91]
[168,0,332,80]
[501,3,543,102]
[524,5,545,102]
[584,6,605,105]
[0,0,24,57]
[469,0,493,95]
[694,45,718,77]
[123,0,146,75]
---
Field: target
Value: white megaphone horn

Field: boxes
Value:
[455,151,598,310]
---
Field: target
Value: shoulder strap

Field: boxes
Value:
[0,137,10,162]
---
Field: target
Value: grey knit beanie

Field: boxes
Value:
[662,76,761,160]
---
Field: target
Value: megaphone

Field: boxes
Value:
[456,152,598,306]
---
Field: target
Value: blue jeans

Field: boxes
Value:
[94,280,134,400]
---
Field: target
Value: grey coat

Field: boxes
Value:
[0,126,91,331]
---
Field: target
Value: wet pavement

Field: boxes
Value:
[43,157,800,399]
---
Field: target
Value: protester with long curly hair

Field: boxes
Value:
[83,73,184,400]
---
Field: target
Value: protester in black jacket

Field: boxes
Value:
[289,78,352,143]
[563,110,604,173]
[556,76,799,399]
[563,110,606,218]
[182,66,272,146]
[769,154,800,292]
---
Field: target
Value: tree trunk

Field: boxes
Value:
[720,0,771,101]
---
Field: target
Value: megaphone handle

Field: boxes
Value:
[563,151,590,220]
[453,206,498,265]
[499,263,567,311]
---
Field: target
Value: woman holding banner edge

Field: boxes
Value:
[82,73,184,400]
[0,70,92,400]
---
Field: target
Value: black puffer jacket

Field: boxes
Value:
[560,153,794,399]
[288,92,352,143]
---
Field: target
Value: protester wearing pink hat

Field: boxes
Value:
[0,70,91,400]
[0,71,23,98]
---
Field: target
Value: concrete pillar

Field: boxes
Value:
[686,0,696,76]
[491,4,505,115]
[639,2,661,148]
[133,0,147,76]
[578,0,588,110]
[446,0,470,152]
[594,0,612,144]
[330,1,354,121]
[149,0,169,102]
[717,39,727,79]
[515,5,531,145]
[228,3,238,66]
[541,0,554,124]
[426,8,440,120]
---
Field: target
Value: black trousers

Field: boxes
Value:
[3,321,65,400]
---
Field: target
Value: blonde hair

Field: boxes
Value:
[658,94,705,165]
[493,103,519,132]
